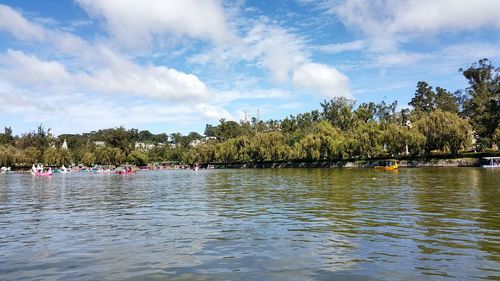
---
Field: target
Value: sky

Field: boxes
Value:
[0,0,499,136]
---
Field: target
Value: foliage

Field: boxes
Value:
[127,150,149,166]
[0,145,18,167]
[459,59,499,149]
[81,151,96,166]
[43,147,73,166]
[0,127,14,145]
[409,82,459,114]
[414,110,472,154]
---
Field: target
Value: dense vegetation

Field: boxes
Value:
[1,59,498,168]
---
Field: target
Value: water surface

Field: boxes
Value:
[0,168,498,280]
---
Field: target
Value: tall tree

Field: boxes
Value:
[434,87,459,113]
[321,97,355,131]
[460,59,500,149]
[409,81,435,113]
[355,102,377,123]
[0,127,14,145]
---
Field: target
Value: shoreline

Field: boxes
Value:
[211,157,484,169]
[3,156,498,172]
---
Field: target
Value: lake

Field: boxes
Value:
[0,168,498,280]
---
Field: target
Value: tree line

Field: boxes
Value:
[0,59,498,168]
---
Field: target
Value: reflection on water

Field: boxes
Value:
[0,168,498,280]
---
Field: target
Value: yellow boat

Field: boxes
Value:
[378,160,398,171]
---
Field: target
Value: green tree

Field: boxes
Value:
[295,134,321,161]
[215,139,238,163]
[0,127,14,145]
[375,100,398,125]
[414,110,472,154]
[43,147,73,166]
[204,124,216,137]
[181,132,204,147]
[0,144,18,167]
[460,59,499,149]
[233,135,252,162]
[81,151,96,166]
[103,127,132,153]
[315,121,346,160]
[57,134,86,150]
[382,124,425,156]
[127,149,149,166]
[321,97,355,131]
[185,142,216,164]
[214,119,244,141]
[434,87,459,113]
[493,127,500,149]
[43,147,64,166]
[355,102,377,123]
[249,132,290,162]
[347,122,383,158]
[94,146,123,165]
[409,81,435,113]
[21,147,42,165]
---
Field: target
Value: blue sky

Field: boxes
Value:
[0,0,499,136]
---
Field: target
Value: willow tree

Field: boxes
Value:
[347,121,383,158]
[315,121,346,160]
[415,110,472,154]
[248,132,290,162]
[382,124,425,156]
[43,147,73,166]
[215,139,239,163]
[94,146,124,165]
[20,147,41,165]
[81,151,96,166]
[183,142,216,164]
[0,144,18,167]
[295,134,321,161]
[127,150,149,166]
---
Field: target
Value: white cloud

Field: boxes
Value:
[332,0,500,49]
[370,43,500,70]
[245,23,308,82]
[0,7,213,102]
[0,50,70,86]
[439,43,500,62]
[316,40,366,54]
[0,4,46,41]
[76,0,234,49]
[0,3,304,106]
[292,63,351,98]
[195,103,233,120]
[0,91,56,112]
[191,21,309,83]
[0,83,212,134]
[374,51,430,67]
[0,5,94,58]
[388,0,500,33]
[0,49,212,101]
[214,89,288,105]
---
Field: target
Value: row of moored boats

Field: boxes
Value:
[30,164,135,176]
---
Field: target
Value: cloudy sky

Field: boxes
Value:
[0,0,499,135]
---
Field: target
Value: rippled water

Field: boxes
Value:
[0,168,498,280]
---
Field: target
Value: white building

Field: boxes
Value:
[135,142,155,150]
[93,141,106,147]
[61,139,68,149]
